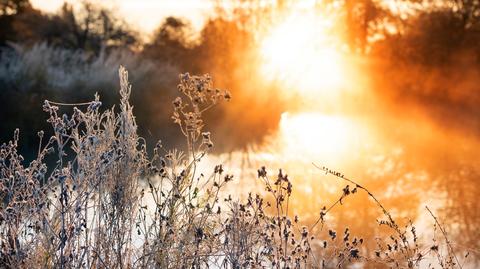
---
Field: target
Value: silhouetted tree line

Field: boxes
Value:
[1,0,136,51]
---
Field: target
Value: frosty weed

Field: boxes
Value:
[0,67,468,268]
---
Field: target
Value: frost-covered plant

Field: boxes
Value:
[171,72,231,157]
[1,66,154,268]
[134,72,231,268]
[0,128,50,266]
[0,66,232,268]
[0,66,468,269]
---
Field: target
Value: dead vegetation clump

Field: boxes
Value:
[0,67,469,268]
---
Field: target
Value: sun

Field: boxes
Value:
[259,12,345,95]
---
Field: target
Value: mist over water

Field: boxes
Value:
[2,0,479,266]
[202,51,480,260]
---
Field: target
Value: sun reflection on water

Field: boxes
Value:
[275,112,369,163]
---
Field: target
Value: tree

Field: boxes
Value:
[53,2,137,52]
[143,17,196,71]
[0,0,30,16]
[0,0,31,45]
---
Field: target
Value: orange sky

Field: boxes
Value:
[30,0,214,36]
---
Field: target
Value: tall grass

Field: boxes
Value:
[0,67,469,268]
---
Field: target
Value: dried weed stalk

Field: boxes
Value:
[0,67,468,269]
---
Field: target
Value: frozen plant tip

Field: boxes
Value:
[172,73,230,159]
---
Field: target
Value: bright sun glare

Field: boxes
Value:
[259,11,362,163]
[277,112,367,163]
[260,13,345,95]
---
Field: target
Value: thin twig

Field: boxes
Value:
[425,206,462,269]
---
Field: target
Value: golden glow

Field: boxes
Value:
[277,112,367,162]
[259,13,345,95]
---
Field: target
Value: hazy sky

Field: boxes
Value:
[30,0,214,35]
